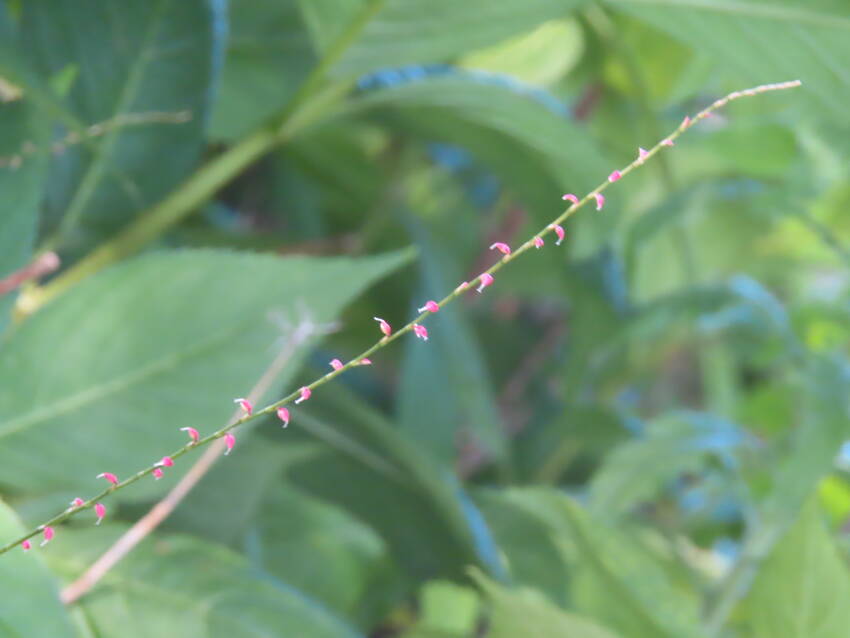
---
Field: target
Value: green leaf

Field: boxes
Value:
[250,485,402,630]
[287,384,503,583]
[0,500,76,638]
[48,526,363,637]
[742,500,850,638]
[472,571,623,638]
[210,0,317,141]
[0,249,411,500]
[299,0,589,76]
[607,0,850,124]
[21,0,225,245]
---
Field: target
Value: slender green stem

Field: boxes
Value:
[18,0,388,317]
[0,80,802,556]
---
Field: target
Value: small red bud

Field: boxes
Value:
[277,406,290,427]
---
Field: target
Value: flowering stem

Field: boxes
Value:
[0,80,802,557]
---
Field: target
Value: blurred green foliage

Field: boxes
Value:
[1,0,850,636]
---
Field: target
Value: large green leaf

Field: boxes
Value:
[473,571,623,638]
[0,249,410,500]
[607,0,850,124]
[0,500,76,638]
[21,0,224,246]
[47,526,363,637]
[742,500,850,638]
[286,384,503,583]
[298,0,588,76]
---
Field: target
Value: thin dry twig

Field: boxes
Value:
[59,315,327,604]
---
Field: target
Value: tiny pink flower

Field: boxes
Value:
[562,193,579,204]
[330,358,343,371]
[234,398,253,416]
[224,432,235,455]
[489,242,511,256]
[94,503,106,525]
[608,170,622,182]
[534,236,544,249]
[638,147,649,162]
[71,497,85,508]
[97,472,119,486]
[594,193,605,211]
[277,406,290,427]
[152,467,164,480]
[476,273,494,293]
[40,526,54,547]
[418,300,440,313]
[662,138,674,147]
[456,281,469,293]
[550,224,565,246]
[158,456,174,468]
[681,115,691,128]
[359,358,373,365]
[413,324,429,341]
[295,386,312,404]
[21,539,31,551]
[373,317,392,337]
[181,427,200,444]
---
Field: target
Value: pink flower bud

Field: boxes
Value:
[181,427,200,444]
[608,170,622,182]
[534,236,544,249]
[158,456,174,468]
[550,224,565,246]
[562,193,578,204]
[418,300,440,313]
[456,281,469,293]
[224,432,235,455]
[476,273,494,293]
[40,526,54,547]
[94,503,106,525]
[97,472,119,486]
[638,147,649,162]
[413,324,429,341]
[277,406,290,427]
[295,386,312,404]
[152,467,164,480]
[373,317,392,337]
[359,358,372,365]
[594,193,605,211]
[71,497,85,508]
[662,138,674,147]
[21,539,31,551]
[681,115,691,128]
[489,242,511,256]
[234,398,253,416]
[330,358,343,371]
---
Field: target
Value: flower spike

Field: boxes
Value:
[476,273,494,293]
[224,432,235,455]
[97,472,119,486]
[413,324,429,341]
[234,398,253,416]
[373,317,392,337]
[489,242,511,256]
[562,193,578,205]
[181,427,200,444]
[550,224,565,246]
[94,503,106,525]
[330,358,343,371]
[418,300,440,313]
[295,386,312,404]
[152,467,164,480]
[594,193,605,211]
[608,170,622,182]
[277,406,290,427]
[40,526,54,547]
